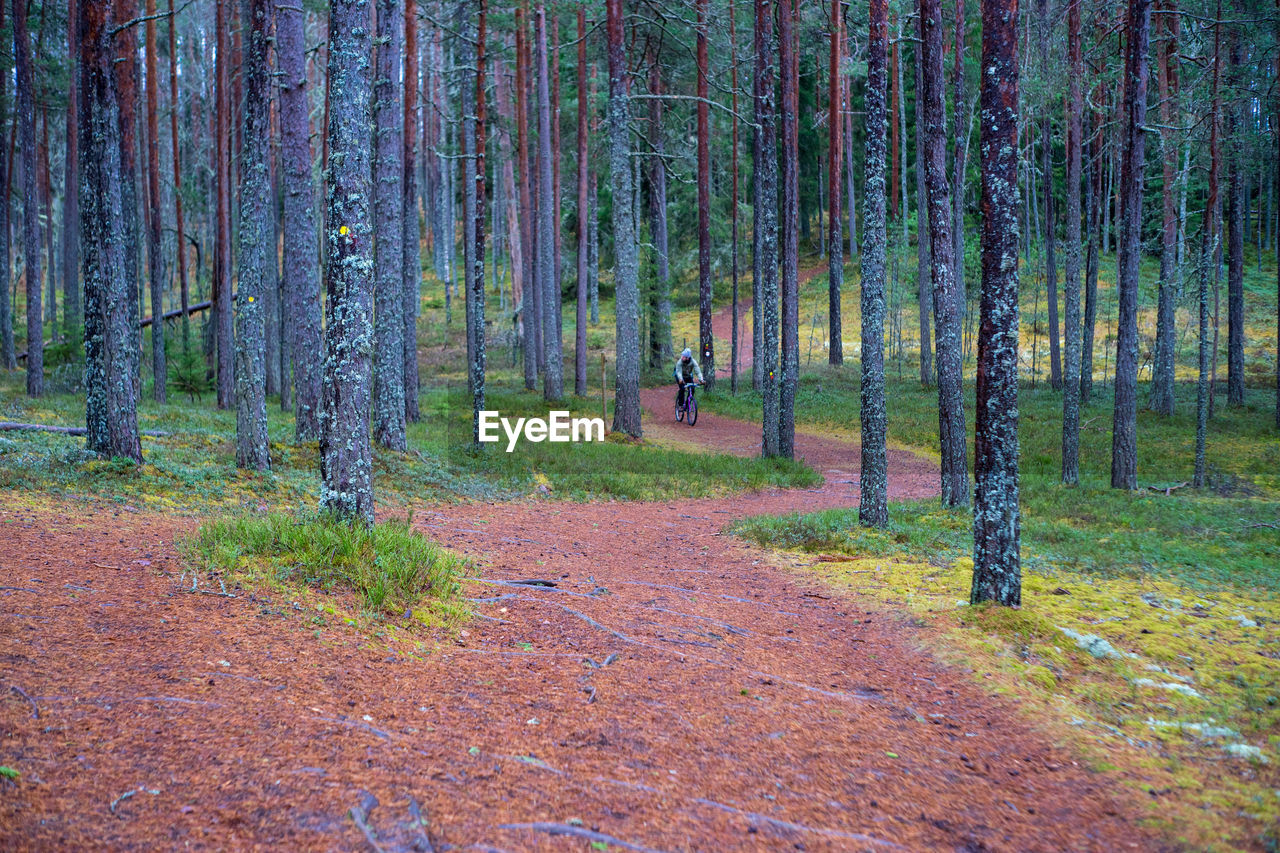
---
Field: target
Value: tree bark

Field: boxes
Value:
[1149,0,1179,415]
[971,0,1020,606]
[646,57,672,369]
[752,0,775,401]
[914,35,932,387]
[1225,29,1244,408]
[1039,0,1061,390]
[320,0,376,524]
[63,0,81,341]
[472,0,488,440]
[516,6,539,389]
[1081,89,1101,405]
[403,0,421,423]
[778,0,799,459]
[860,0,889,526]
[1194,8,1222,487]
[214,0,233,409]
[730,0,741,390]
[575,7,589,396]
[144,0,166,401]
[606,0,640,436]
[697,0,715,389]
[922,0,968,508]
[1062,0,1083,484]
[373,0,407,451]
[79,0,142,462]
[0,0,10,370]
[536,4,563,400]
[827,0,843,367]
[13,0,42,395]
[234,0,271,471]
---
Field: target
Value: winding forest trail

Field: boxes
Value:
[0,400,1159,851]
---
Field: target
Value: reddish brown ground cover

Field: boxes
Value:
[0,401,1164,851]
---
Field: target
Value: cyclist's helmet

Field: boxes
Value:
[681,348,692,361]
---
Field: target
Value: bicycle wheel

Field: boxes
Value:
[675,393,684,422]
[687,394,698,426]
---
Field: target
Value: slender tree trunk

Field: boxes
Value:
[1081,95,1100,404]
[730,0,741,390]
[13,0,42,395]
[320,0,376,524]
[536,4,563,400]
[1225,29,1244,408]
[373,0,406,450]
[472,0,488,440]
[214,0,233,408]
[516,6,539,389]
[647,59,672,369]
[0,0,10,370]
[860,0,889,526]
[80,0,142,462]
[588,62,600,327]
[575,6,589,396]
[63,0,81,342]
[144,0,166,401]
[697,0,715,389]
[278,0,322,440]
[914,36,932,386]
[845,74,856,257]
[752,2,772,398]
[1039,0,1061,390]
[1110,0,1151,490]
[606,0,639,435]
[234,0,271,471]
[778,0,799,459]
[1150,0,1179,414]
[922,0,968,508]
[403,0,421,422]
[971,0,1020,606]
[1195,10,1222,486]
[461,5,477,396]
[951,0,966,326]
[1061,0,1083,483]
[827,0,843,367]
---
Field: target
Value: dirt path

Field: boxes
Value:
[709,261,830,376]
[1,407,1159,850]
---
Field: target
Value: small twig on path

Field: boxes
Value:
[498,822,664,853]
[109,786,160,815]
[312,715,393,741]
[1244,521,1279,530]
[9,685,38,718]
[349,791,385,852]
[689,797,903,848]
[0,586,39,593]
[1146,481,1189,496]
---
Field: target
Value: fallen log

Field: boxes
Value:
[15,300,214,360]
[0,422,169,437]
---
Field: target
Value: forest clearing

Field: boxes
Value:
[2,0,1279,849]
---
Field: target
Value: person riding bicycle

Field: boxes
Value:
[674,348,704,410]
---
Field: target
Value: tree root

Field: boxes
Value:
[689,797,903,848]
[497,822,663,853]
[9,685,38,718]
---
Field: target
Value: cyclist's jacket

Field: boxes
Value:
[673,357,704,385]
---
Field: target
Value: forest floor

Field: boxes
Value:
[0,398,1171,851]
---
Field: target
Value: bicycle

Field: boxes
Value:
[675,381,701,426]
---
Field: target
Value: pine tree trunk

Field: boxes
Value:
[80,0,142,462]
[778,0,799,459]
[461,5,477,395]
[1195,12,1222,486]
[234,0,272,471]
[921,0,968,508]
[1225,30,1244,408]
[373,0,407,450]
[278,0,323,440]
[575,6,589,397]
[0,0,10,370]
[536,4,563,400]
[472,0,488,441]
[647,59,672,369]
[320,0,376,524]
[752,2,771,398]
[697,0,715,389]
[914,38,932,387]
[860,0,889,527]
[1150,0,1179,415]
[516,7,539,390]
[63,0,81,341]
[1110,0,1151,490]
[951,0,966,325]
[1062,0,1084,484]
[1081,95,1101,404]
[730,0,741,390]
[1039,0,1061,391]
[214,0,233,409]
[971,0,1020,606]
[606,0,640,436]
[14,0,42,395]
[143,0,166,401]
[588,62,600,326]
[403,1,421,423]
[827,0,843,367]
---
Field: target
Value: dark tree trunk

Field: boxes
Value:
[951,0,966,325]
[860,0,889,526]
[1149,0,1179,415]
[606,0,640,435]
[1081,94,1101,405]
[575,6,589,396]
[914,37,932,387]
[80,0,142,462]
[460,4,477,398]
[516,7,538,390]
[697,0,715,389]
[373,0,407,450]
[778,0,799,459]
[971,0,1021,606]
[753,0,775,403]
[536,3,563,400]
[1194,13,1221,487]
[13,0,42,395]
[588,62,599,327]
[0,0,10,370]
[1110,0,1151,490]
[922,0,968,508]
[320,0,376,524]
[1225,30,1244,409]
[63,0,81,341]
[144,0,165,402]
[730,0,741,390]
[646,58,672,369]
[403,0,421,423]
[234,0,271,471]
[472,0,488,440]
[1040,0,1061,391]
[214,0,233,409]
[278,0,323,440]
[827,0,843,367]
[1062,0,1083,484]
